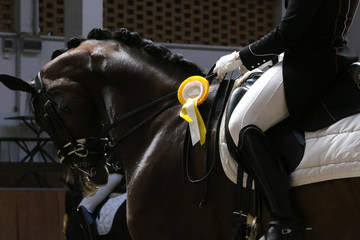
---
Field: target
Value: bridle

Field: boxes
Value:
[32,72,180,176]
[33,73,111,177]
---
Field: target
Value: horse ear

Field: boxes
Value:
[0,74,36,94]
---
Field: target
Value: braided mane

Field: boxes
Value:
[51,28,203,74]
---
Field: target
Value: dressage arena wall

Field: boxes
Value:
[0,188,66,240]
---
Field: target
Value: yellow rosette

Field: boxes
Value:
[178,76,209,145]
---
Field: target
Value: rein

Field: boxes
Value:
[183,71,234,207]
[102,70,217,146]
[106,72,218,156]
[100,91,178,151]
[92,72,216,154]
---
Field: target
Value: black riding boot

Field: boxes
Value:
[77,206,99,240]
[238,125,305,240]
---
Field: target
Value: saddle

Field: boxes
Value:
[225,62,360,174]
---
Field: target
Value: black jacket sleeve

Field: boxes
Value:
[239,0,322,70]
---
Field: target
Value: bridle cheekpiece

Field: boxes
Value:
[32,73,112,177]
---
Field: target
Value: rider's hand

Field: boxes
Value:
[213,51,242,79]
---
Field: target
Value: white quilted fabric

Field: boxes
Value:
[290,113,360,186]
[96,193,127,235]
[219,112,360,187]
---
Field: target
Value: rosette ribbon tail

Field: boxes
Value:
[180,98,206,146]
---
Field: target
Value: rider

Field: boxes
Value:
[214,0,360,239]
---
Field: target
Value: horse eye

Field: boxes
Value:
[58,104,71,113]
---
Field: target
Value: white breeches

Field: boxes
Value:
[228,61,289,146]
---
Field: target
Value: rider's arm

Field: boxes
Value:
[239,0,322,70]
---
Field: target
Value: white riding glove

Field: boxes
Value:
[213,51,243,79]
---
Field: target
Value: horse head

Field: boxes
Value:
[0,36,116,197]
[0,68,109,198]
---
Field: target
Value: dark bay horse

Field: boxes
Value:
[1,28,360,240]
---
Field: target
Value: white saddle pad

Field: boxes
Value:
[96,193,127,235]
[219,109,360,187]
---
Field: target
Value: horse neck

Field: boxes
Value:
[97,63,195,130]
